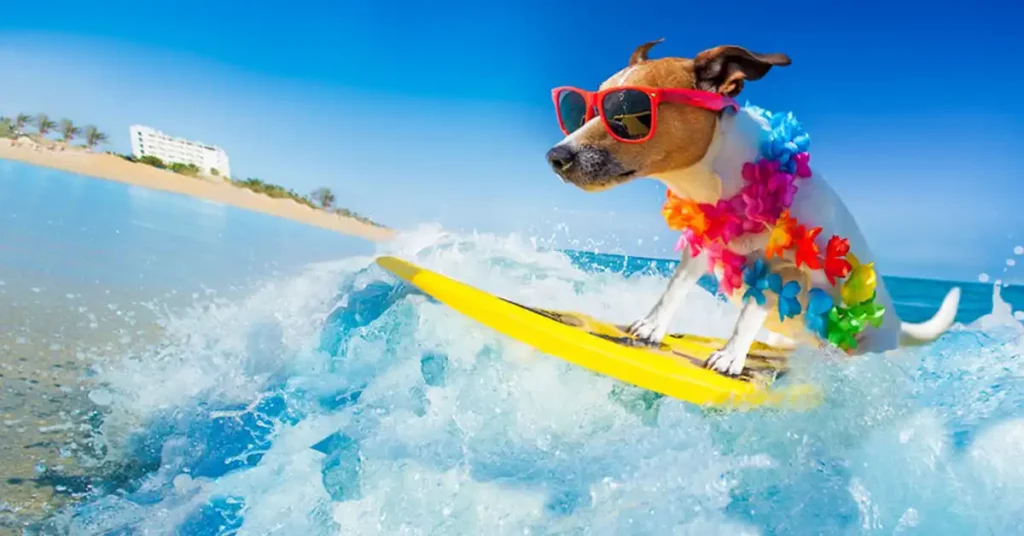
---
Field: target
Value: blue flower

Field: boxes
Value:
[756,110,811,174]
[742,259,772,305]
[766,274,803,321]
[805,288,834,338]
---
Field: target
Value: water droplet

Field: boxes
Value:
[1015,245,1024,255]
[978,273,990,283]
[88,389,113,406]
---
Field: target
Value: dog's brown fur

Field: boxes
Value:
[548,40,962,370]
[556,41,790,201]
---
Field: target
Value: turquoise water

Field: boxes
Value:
[3,162,1024,535]
[0,160,374,301]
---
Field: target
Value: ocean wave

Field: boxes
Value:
[39,225,1024,535]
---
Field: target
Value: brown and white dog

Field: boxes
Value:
[545,40,961,376]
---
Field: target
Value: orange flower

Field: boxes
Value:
[766,210,797,258]
[662,191,708,235]
[793,225,823,269]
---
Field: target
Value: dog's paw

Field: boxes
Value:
[705,348,747,377]
[626,316,667,347]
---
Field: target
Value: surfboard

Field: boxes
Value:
[376,256,821,410]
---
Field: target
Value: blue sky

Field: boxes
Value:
[1,0,1022,282]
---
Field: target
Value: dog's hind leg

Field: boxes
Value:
[706,299,769,376]
[627,249,707,346]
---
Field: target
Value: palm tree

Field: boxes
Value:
[34,113,56,138]
[83,125,109,150]
[14,113,31,135]
[58,118,81,144]
[309,187,336,209]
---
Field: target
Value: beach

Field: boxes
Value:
[0,164,380,532]
[0,142,394,242]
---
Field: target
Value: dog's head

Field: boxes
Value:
[546,40,790,192]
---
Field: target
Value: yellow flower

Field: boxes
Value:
[841,253,877,305]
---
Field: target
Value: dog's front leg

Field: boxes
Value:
[705,299,769,377]
[626,249,707,346]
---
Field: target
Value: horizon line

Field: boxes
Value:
[559,248,1020,289]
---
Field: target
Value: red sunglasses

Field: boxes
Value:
[551,86,739,143]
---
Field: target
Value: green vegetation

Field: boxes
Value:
[34,113,56,137]
[309,187,336,209]
[230,177,317,208]
[0,113,109,153]
[227,180,384,227]
[4,110,386,228]
[168,162,201,176]
[83,125,109,150]
[14,113,31,134]
[136,155,165,168]
[329,206,383,227]
[58,118,81,143]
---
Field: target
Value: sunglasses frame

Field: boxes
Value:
[551,85,739,144]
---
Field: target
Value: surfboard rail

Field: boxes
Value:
[376,256,821,410]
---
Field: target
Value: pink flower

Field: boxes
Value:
[707,201,742,243]
[710,247,747,295]
[676,229,704,256]
[793,152,811,178]
[743,160,781,186]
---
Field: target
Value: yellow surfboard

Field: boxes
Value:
[376,256,821,410]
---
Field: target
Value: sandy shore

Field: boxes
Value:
[0,142,394,242]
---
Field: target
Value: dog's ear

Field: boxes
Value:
[628,38,665,66]
[693,45,791,97]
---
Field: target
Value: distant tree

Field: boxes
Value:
[168,162,201,177]
[14,113,31,134]
[138,155,166,168]
[83,125,109,150]
[58,118,81,143]
[210,168,220,176]
[309,187,336,209]
[0,117,12,138]
[34,113,56,138]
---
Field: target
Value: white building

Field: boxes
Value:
[129,125,231,178]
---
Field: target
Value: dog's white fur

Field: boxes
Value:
[561,107,961,374]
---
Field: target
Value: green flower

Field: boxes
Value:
[824,293,886,352]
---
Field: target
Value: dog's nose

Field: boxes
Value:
[546,145,577,173]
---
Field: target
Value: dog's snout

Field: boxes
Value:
[546,144,577,173]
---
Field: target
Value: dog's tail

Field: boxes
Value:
[898,287,961,347]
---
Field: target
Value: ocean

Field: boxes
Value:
[2,161,1023,535]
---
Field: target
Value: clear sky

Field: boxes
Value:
[1,0,1022,283]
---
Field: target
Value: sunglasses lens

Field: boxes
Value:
[602,89,653,140]
[557,90,588,133]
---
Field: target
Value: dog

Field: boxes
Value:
[545,40,961,376]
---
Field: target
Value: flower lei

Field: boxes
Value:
[661,105,885,352]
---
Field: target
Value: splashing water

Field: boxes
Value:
[39,225,1024,535]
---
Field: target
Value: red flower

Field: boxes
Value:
[793,225,823,269]
[823,235,853,285]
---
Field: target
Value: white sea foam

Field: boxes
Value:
[47,225,1024,535]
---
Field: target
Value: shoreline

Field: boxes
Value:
[0,143,394,242]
